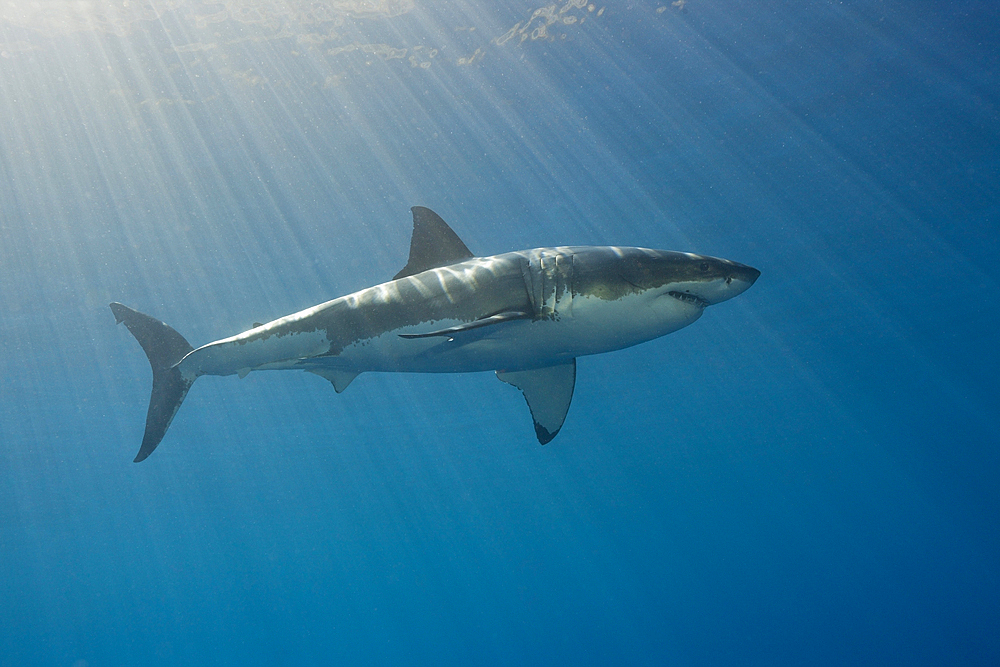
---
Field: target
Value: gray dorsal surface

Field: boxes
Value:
[393,206,475,280]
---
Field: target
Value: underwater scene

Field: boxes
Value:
[1,1,997,665]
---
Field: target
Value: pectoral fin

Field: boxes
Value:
[497,360,576,444]
[308,369,360,393]
[399,311,530,341]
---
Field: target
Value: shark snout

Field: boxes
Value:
[722,262,760,302]
[694,260,760,305]
[732,263,761,287]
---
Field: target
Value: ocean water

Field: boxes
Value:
[1,1,997,665]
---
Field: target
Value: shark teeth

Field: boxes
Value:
[668,291,708,308]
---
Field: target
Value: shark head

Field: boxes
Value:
[555,246,760,353]
[572,247,760,307]
[651,251,760,307]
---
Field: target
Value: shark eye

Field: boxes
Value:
[699,262,709,272]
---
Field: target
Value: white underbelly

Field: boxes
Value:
[329,320,569,373]
[316,293,703,374]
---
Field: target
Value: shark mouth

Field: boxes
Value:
[668,291,709,308]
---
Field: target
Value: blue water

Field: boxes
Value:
[1,1,997,665]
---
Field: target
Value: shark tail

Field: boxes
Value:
[110,303,196,462]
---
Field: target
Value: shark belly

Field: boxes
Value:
[305,288,706,374]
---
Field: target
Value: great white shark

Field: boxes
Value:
[111,206,759,462]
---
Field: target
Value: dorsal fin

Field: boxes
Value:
[393,206,475,280]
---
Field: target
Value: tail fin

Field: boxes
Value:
[110,303,195,462]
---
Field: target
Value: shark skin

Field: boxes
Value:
[111,206,759,462]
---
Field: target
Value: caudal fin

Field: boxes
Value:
[110,303,195,462]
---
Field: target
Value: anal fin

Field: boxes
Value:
[497,360,576,444]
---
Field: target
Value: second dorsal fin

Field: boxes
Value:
[393,206,475,280]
